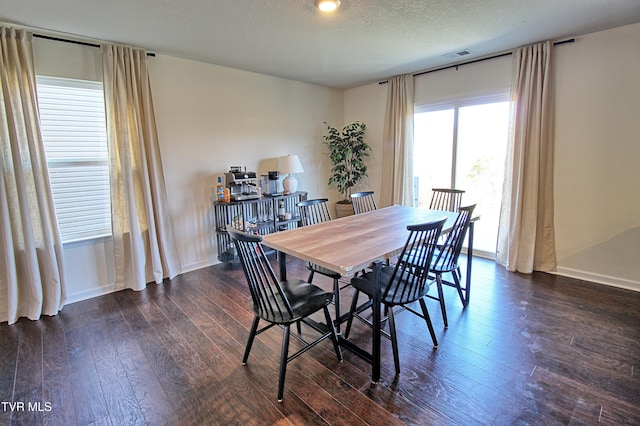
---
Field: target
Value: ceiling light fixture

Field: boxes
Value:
[314,0,341,12]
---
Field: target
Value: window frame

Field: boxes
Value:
[414,92,510,189]
[414,91,511,257]
[36,75,112,245]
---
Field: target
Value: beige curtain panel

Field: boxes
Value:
[497,40,557,273]
[102,44,181,291]
[381,74,415,207]
[0,26,67,324]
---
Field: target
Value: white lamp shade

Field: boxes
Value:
[278,155,304,174]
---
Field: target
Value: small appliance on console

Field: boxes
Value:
[225,167,260,201]
[261,171,282,197]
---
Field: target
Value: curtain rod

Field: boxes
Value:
[33,33,156,57]
[378,38,575,85]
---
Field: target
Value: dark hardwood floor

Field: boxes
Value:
[1,256,639,425]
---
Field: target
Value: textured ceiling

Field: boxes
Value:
[2,0,640,88]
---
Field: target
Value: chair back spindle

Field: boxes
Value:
[384,219,445,305]
[350,191,377,215]
[228,227,294,322]
[429,188,465,212]
[432,204,476,273]
[298,198,332,226]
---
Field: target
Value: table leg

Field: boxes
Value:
[371,260,382,384]
[464,221,474,306]
[278,251,287,281]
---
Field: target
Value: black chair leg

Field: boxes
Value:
[387,305,401,375]
[323,306,343,361]
[435,274,448,328]
[333,278,341,334]
[419,298,438,348]
[299,270,315,334]
[453,267,466,306]
[243,315,260,365]
[298,271,318,335]
[344,289,360,339]
[277,325,291,402]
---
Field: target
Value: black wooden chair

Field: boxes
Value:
[429,188,465,212]
[428,204,476,328]
[228,227,343,402]
[350,191,377,214]
[344,218,446,375]
[297,198,346,332]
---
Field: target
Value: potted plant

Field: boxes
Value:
[323,121,370,217]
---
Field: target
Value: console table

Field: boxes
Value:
[213,191,307,263]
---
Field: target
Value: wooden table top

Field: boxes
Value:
[262,205,457,276]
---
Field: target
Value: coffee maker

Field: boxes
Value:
[225,167,260,201]
[260,171,281,196]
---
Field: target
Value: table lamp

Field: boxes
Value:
[278,154,304,194]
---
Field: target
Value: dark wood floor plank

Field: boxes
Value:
[122,292,209,423]
[106,289,181,425]
[41,315,76,426]
[167,275,330,425]
[11,319,43,425]
[128,280,297,425]
[84,310,149,426]
[0,321,20,425]
[118,345,180,426]
[1,257,639,425]
[148,283,295,425]
[63,318,109,425]
[343,320,491,425]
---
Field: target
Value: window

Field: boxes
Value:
[414,94,510,255]
[36,76,111,243]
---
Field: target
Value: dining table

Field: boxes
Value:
[261,204,476,383]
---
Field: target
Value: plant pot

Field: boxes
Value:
[335,202,354,218]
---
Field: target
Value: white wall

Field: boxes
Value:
[553,23,640,289]
[343,82,387,198]
[345,23,640,291]
[149,55,343,272]
[29,38,343,303]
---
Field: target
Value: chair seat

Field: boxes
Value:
[429,248,458,273]
[351,267,427,306]
[251,279,333,324]
[402,246,459,271]
[307,262,341,279]
[402,247,456,273]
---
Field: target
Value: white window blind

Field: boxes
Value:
[36,76,111,243]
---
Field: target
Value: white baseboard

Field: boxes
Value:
[64,258,219,306]
[554,267,640,292]
[180,259,218,274]
[64,284,116,305]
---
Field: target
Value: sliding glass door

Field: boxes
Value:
[414,95,510,255]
